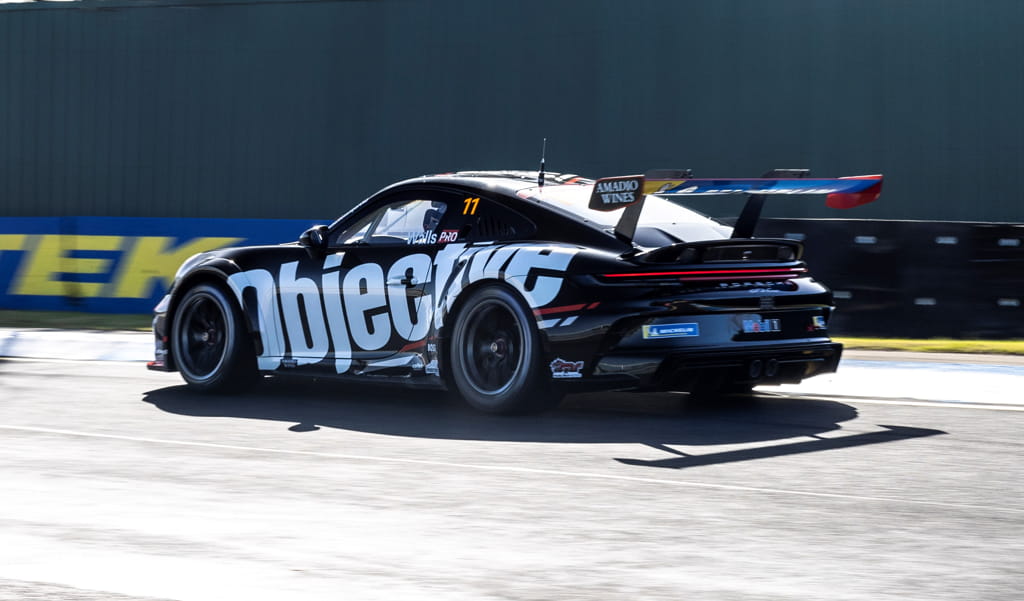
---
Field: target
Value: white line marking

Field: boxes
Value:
[2,423,1020,514]
[765,392,1024,411]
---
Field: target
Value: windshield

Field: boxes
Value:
[522,184,733,241]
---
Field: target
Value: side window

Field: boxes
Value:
[331,198,448,246]
[372,200,447,243]
[333,211,376,246]
[451,196,536,243]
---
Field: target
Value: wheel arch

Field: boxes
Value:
[167,264,263,359]
[437,278,555,386]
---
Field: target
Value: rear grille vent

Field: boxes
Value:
[638,239,801,264]
[470,215,534,241]
[598,266,808,285]
[474,216,508,239]
[703,244,795,262]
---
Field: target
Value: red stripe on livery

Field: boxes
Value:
[534,303,588,316]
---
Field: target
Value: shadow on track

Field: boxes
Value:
[614,424,944,469]
[140,376,932,447]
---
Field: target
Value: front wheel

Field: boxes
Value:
[448,286,561,414]
[171,283,258,392]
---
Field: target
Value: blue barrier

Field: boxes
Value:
[0,217,326,314]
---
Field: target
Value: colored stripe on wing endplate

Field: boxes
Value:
[644,175,882,198]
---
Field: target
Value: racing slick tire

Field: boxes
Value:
[449,285,561,414]
[171,283,258,393]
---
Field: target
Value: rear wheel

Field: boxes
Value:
[449,286,561,414]
[172,283,258,392]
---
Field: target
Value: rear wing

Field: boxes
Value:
[589,169,883,242]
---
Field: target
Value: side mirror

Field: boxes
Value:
[299,225,329,257]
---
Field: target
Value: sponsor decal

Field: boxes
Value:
[228,243,580,373]
[588,175,644,211]
[407,231,438,245]
[438,230,459,243]
[742,318,781,334]
[810,315,827,330]
[642,323,700,339]
[550,358,584,379]
[660,183,846,195]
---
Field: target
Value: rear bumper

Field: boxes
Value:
[590,341,842,391]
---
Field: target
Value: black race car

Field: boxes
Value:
[148,169,883,413]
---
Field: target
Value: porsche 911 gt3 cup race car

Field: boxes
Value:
[148,169,883,413]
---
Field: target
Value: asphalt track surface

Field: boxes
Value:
[0,337,1021,600]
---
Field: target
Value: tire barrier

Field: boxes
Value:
[758,220,1024,339]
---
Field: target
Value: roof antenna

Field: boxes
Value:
[537,137,547,188]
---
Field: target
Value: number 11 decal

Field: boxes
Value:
[463,197,480,215]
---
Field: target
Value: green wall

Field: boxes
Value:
[2,0,1022,222]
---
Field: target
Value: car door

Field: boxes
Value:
[305,188,462,377]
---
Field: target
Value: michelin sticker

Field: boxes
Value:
[642,323,700,339]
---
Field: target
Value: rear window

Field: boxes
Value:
[522,184,733,242]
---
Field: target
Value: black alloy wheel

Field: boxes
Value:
[449,285,560,414]
[172,283,257,392]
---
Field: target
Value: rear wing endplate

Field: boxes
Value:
[588,169,883,243]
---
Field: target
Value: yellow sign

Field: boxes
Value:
[0,234,242,300]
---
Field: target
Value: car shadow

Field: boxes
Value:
[142,377,945,464]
